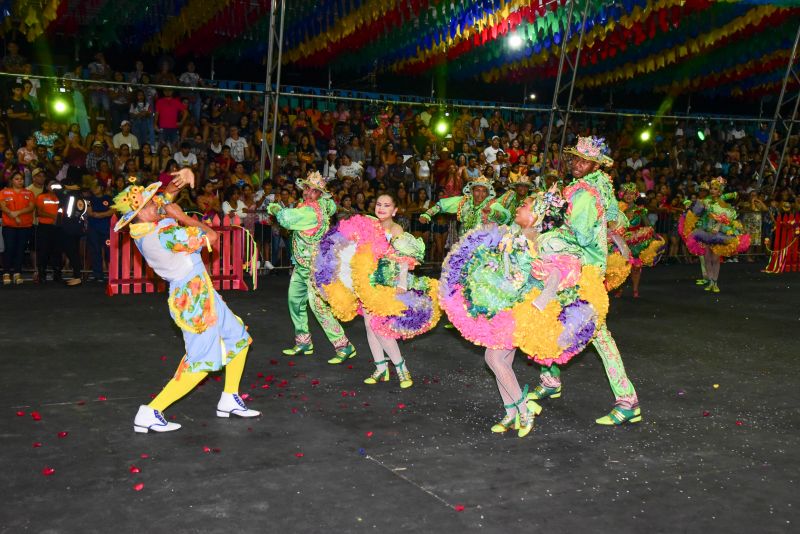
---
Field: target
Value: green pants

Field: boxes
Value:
[288,264,349,349]
[540,324,638,409]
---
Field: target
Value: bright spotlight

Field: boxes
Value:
[529,93,537,100]
[51,96,70,116]
[508,33,523,49]
[640,130,652,142]
[435,120,449,136]
[697,130,706,141]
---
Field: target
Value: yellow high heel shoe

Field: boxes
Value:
[516,411,535,438]
[364,360,390,385]
[395,358,413,389]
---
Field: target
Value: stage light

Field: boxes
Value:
[435,119,449,136]
[697,130,706,141]
[640,130,652,142]
[508,33,523,49]
[529,93,536,100]
[51,96,70,116]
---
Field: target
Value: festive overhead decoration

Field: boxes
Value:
[1,0,798,99]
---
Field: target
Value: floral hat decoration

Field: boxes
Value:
[296,170,332,198]
[564,136,614,168]
[530,189,568,232]
[620,182,639,194]
[112,180,161,232]
[463,174,496,198]
[709,176,727,190]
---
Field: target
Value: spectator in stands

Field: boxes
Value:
[113,120,140,151]
[154,88,187,150]
[85,142,113,173]
[6,83,35,148]
[129,90,155,148]
[16,136,37,166]
[88,52,112,120]
[225,126,250,164]
[173,141,198,171]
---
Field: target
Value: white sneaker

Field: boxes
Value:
[133,405,181,433]
[216,393,261,418]
[263,260,275,270]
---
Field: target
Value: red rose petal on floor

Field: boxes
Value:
[170,415,176,420]
[16,411,25,417]
[129,465,141,474]
[362,402,370,407]
[366,431,373,438]
[702,410,711,417]
[32,442,42,448]
[76,400,86,406]
[257,373,264,378]
[31,411,42,421]
[294,452,304,458]
[97,395,107,401]
[202,446,211,453]
[291,408,298,414]
[261,384,270,389]
[133,483,144,491]
[349,391,356,397]
[160,356,167,361]
[311,379,320,386]
[346,365,353,370]
[57,432,68,438]
[240,393,250,401]
[735,420,743,426]
[340,391,348,397]
[213,376,222,382]
[288,361,296,367]
[301,395,309,401]
[454,505,465,512]
[42,467,55,476]
[265,375,275,382]
[140,453,149,459]
[397,403,406,409]
[149,393,157,399]
[270,359,278,365]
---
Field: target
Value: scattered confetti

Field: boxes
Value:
[16,411,25,417]
[140,453,150,459]
[358,448,366,456]
[288,361,296,367]
[31,411,42,421]
[32,442,42,448]
[42,467,55,476]
[203,446,211,453]
[311,379,320,386]
[240,393,250,401]
[346,365,353,370]
[57,432,68,439]
[735,420,743,426]
[294,452,304,458]
[160,356,167,361]
[677,389,685,397]
[702,411,711,417]
[341,391,348,397]
[97,395,107,401]
[366,431,373,438]
[212,448,221,453]
[291,408,299,414]
[133,483,145,491]
[76,400,86,406]
[278,380,289,388]
[257,373,264,378]
[270,359,278,365]
[261,384,270,389]
[454,505,465,512]
[149,394,157,399]
[397,403,406,410]
[129,465,141,474]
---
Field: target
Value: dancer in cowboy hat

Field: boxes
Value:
[268,171,356,364]
[115,170,260,433]
[418,175,511,236]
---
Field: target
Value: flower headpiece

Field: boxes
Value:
[530,190,568,232]
[620,183,639,194]
[709,176,727,190]
[112,182,161,232]
[564,136,614,168]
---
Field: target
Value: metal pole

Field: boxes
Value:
[541,0,576,172]
[757,22,800,189]
[557,0,591,164]
[771,88,800,195]
[268,0,287,176]
[258,1,278,186]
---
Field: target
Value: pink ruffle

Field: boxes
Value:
[337,216,391,258]
[439,284,515,350]
[530,254,582,291]
[678,213,707,256]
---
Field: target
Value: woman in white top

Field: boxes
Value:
[414,149,432,199]
[221,186,248,222]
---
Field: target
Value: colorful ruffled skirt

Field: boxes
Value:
[439,226,609,366]
[679,211,751,257]
[312,215,440,339]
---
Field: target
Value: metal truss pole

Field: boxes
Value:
[757,22,800,194]
[259,0,286,183]
[541,0,591,173]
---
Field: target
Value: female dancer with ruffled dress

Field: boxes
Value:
[313,194,440,389]
[679,177,750,293]
[440,191,609,437]
[611,183,666,298]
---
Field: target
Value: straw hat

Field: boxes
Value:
[462,175,496,198]
[296,171,331,198]
[112,182,161,232]
[564,136,614,168]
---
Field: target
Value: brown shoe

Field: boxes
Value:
[13,273,23,285]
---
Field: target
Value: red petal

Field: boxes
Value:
[366,431,374,438]
[294,452,304,458]
[397,403,406,409]
[349,391,356,397]
[213,376,222,382]
[278,380,288,388]
[97,395,107,401]
[133,482,144,491]
[76,400,86,406]
[212,448,221,453]
[149,394,157,399]
[31,411,42,421]
[270,359,278,365]
[454,505,465,512]
[291,408,298,414]
[57,432,68,438]
[735,420,743,426]
[140,453,150,459]
[261,384,270,389]
[160,356,167,361]
[203,446,211,453]
[340,391,348,397]
[129,465,141,474]
[16,411,25,417]
[32,442,42,448]
[257,373,264,378]
[311,379,320,386]
[702,410,710,417]
[346,365,353,369]
[240,393,250,401]
[288,361,296,367]
[265,375,275,382]
[42,467,55,476]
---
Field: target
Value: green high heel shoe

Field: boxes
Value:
[527,384,562,401]
[364,360,390,385]
[595,405,642,426]
[395,358,413,388]
[491,414,517,433]
[327,344,357,365]
[516,411,535,438]
[282,343,314,356]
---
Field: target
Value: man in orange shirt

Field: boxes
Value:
[35,179,62,283]
[0,171,35,284]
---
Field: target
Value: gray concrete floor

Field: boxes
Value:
[1,263,798,533]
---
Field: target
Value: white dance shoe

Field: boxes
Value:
[133,405,181,433]
[216,393,261,418]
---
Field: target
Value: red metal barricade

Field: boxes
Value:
[764,213,800,273]
[106,214,249,295]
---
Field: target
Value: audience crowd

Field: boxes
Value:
[2,44,799,285]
